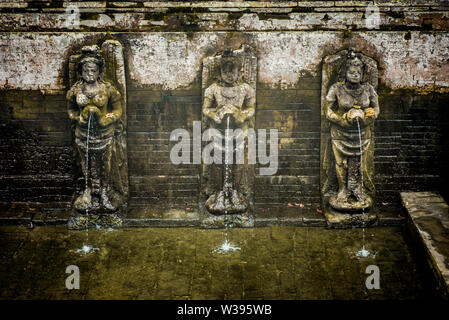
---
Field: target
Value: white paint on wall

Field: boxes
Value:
[126,33,221,90]
[358,32,449,89]
[0,32,448,91]
[0,33,91,90]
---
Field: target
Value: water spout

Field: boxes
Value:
[355,118,372,258]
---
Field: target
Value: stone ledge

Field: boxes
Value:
[1,0,448,11]
[0,11,448,31]
[0,212,406,227]
[401,191,449,300]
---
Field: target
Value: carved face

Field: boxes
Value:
[346,65,362,84]
[220,61,239,86]
[81,62,100,84]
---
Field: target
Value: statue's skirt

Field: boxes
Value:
[330,125,370,157]
[75,123,114,152]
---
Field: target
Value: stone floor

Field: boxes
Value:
[0,225,437,300]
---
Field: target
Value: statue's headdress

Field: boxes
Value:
[77,45,105,76]
[346,49,364,69]
[220,48,242,72]
[339,48,366,82]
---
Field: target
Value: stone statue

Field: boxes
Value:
[321,49,380,224]
[66,41,128,228]
[200,45,257,228]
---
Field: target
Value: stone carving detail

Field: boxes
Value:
[321,49,380,225]
[66,40,128,228]
[200,45,257,228]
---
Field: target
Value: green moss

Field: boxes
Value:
[227,12,246,21]
[257,13,290,21]
[404,31,412,40]
[343,29,352,38]
[386,11,406,19]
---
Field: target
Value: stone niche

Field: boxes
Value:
[320,49,380,229]
[199,44,257,228]
[66,40,129,229]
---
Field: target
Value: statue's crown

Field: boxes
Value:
[346,49,363,68]
[77,44,105,76]
[220,48,242,69]
[81,45,100,56]
[79,44,104,67]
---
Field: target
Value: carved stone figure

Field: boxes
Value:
[67,41,128,228]
[321,49,380,226]
[200,45,257,228]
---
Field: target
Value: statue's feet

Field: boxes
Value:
[74,188,92,212]
[353,185,365,202]
[205,189,248,215]
[91,179,101,196]
[330,187,373,212]
[336,187,350,202]
[101,188,118,212]
[230,189,248,213]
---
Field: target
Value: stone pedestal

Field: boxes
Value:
[323,196,378,228]
[199,203,254,228]
[67,212,123,230]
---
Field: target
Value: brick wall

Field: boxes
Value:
[0,1,448,221]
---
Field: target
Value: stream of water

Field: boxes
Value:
[214,115,240,254]
[76,113,99,254]
[355,118,371,258]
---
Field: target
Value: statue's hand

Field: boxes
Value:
[81,105,101,120]
[346,108,365,126]
[364,107,376,119]
[77,115,87,125]
[89,106,101,117]
[218,104,237,119]
[340,113,352,128]
[235,109,252,124]
[235,112,245,124]
[98,113,115,127]
[361,108,375,126]
[213,114,222,124]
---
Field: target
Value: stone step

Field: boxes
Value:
[401,191,449,300]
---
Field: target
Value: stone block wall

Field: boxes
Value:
[0,1,448,222]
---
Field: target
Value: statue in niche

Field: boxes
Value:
[321,49,379,217]
[66,40,128,227]
[200,45,257,227]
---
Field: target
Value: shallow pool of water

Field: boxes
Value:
[0,225,436,299]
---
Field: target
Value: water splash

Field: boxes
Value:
[213,239,241,254]
[355,245,376,259]
[75,245,99,255]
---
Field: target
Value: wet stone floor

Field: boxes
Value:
[0,225,435,300]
